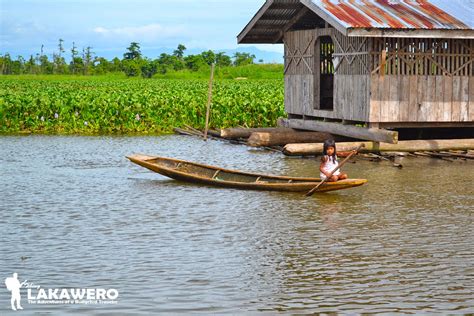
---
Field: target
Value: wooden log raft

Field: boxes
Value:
[247,131,349,147]
[283,139,474,156]
[220,127,292,139]
[278,118,398,144]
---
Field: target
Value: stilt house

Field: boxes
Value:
[238,0,474,143]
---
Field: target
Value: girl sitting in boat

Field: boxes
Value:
[320,139,348,182]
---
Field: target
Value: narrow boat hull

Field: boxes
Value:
[127,154,367,193]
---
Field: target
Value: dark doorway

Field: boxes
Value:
[319,36,334,110]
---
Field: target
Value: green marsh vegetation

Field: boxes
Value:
[0,41,285,134]
[0,76,284,134]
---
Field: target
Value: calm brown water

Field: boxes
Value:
[1,135,473,314]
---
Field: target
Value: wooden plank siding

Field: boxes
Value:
[368,38,473,124]
[424,75,436,122]
[284,29,315,117]
[284,29,473,125]
[369,75,472,122]
[285,75,314,115]
[286,74,371,121]
[408,75,418,122]
[460,76,469,121]
[442,76,453,122]
[399,76,410,122]
[452,76,461,121]
[284,28,370,122]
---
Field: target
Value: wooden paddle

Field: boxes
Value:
[305,143,365,196]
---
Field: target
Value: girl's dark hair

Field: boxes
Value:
[323,139,337,162]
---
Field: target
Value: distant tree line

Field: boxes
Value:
[0,40,257,78]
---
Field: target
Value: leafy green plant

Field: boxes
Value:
[0,77,285,134]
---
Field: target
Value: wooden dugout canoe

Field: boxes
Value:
[127,154,367,193]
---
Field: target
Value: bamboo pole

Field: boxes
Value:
[204,63,215,141]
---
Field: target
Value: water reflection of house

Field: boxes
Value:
[238,0,473,143]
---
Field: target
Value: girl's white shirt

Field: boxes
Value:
[320,155,340,179]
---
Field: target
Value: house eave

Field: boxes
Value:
[347,28,474,39]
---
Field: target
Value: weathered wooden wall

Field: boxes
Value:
[332,31,370,121]
[369,38,474,124]
[284,30,474,125]
[370,75,472,123]
[284,28,371,122]
[284,29,315,117]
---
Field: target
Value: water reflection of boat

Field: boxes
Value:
[127,154,367,193]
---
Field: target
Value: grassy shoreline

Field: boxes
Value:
[1,64,284,81]
[0,75,285,135]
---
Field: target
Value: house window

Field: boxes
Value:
[319,36,334,110]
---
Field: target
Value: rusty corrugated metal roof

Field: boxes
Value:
[310,0,473,30]
[238,0,474,43]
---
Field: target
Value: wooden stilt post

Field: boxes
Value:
[204,63,215,141]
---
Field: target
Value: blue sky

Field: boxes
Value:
[0,0,284,60]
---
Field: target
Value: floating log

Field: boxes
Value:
[440,151,474,159]
[220,127,292,139]
[174,127,201,137]
[283,139,474,156]
[207,129,222,138]
[184,124,204,136]
[174,126,281,152]
[278,118,398,144]
[247,131,347,147]
[424,151,456,162]
[365,153,403,168]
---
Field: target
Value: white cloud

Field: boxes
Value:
[92,23,187,42]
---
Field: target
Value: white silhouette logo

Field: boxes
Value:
[4,272,119,309]
[5,272,23,311]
